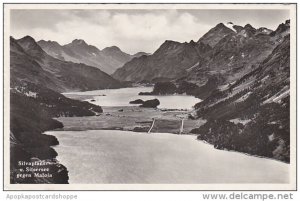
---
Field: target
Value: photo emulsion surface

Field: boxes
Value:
[4,4,296,190]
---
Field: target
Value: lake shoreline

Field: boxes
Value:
[199,139,290,164]
[52,118,289,165]
[47,86,288,184]
[48,129,289,184]
[52,104,288,165]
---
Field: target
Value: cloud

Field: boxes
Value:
[10,9,289,54]
[10,10,69,31]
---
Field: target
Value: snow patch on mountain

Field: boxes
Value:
[12,86,37,98]
[235,92,252,103]
[218,83,230,91]
[186,62,199,72]
[268,133,275,141]
[25,91,37,98]
[225,22,237,33]
[263,87,290,104]
[230,118,251,125]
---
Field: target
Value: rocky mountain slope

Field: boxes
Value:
[14,36,122,92]
[124,20,291,162]
[38,39,149,74]
[134,21,289,99]
[10,36,120,183]
[191,34,290,162]
[197,22,235,47]
[10,80,104,183]
[113,21,289,89]
[184,21,289,89]
[112,40,211,82]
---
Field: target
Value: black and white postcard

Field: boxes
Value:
[3,3,297,190]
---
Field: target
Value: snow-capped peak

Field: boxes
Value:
[225,22,237,33]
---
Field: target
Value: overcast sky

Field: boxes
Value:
[11,9,289,54]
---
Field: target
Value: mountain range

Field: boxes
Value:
[38,39,149,74]
[112,20,291,162]
[112,39,212,82]
[113,21,289,87]
[10,35,122,183]
[11,36,122,92]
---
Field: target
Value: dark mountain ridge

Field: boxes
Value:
[10,35,121,183]
[112,39,212,82]
[177,21,287,99]
[38,39,149,74]
[197,23,235,47]
[15,36,122,92]
[112,21,283,86]
[191,34,290,162]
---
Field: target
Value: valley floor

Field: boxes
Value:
[54,105,290,164]
[55,106,206,135]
